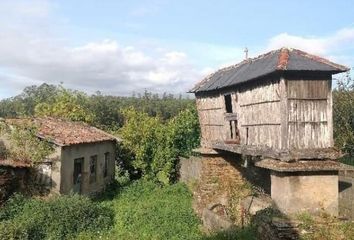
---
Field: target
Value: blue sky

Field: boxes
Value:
[0,0,353,99]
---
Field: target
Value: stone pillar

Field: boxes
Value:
[271,171,338,215]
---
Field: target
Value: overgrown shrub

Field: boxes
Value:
[0,194,114,240]
[0,121,54,163]
[333,72,354,155]
[118,106,200,185]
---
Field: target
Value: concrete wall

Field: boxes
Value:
[59,141,115,195]
[271,171,338,215]
[339,169,354,219]
[32,146,61,193]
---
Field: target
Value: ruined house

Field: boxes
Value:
[190,47,349,215]
[0,118,118,195]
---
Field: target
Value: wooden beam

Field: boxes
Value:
[239,99,280,107]
[202,124,224,127]
[327,79,334,147]
[224,113,237,121]
[241,123,281,127]
[288,121,328,124]
[199,107,223,111]
[287,97,328,101]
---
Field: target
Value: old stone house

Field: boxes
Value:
[0,118,118,195]
[190,47,349,215]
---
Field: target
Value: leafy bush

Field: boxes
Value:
[118,106,200,185]
[0,121,54,163]
[333,72,354,155]
[0,194,114,240]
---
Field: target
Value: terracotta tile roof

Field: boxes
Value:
[190,47,350,93]
[0,159,30,168]
[5,118,118,146]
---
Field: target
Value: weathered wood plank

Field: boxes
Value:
[280,76,288,150]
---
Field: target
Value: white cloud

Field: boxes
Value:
[267,28,354,56]
[1,0,353,99]
[0,0,203,97]
[129,0,164,17]
[0,37,202,96]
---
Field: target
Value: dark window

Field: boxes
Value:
[89,155,97,183]
[73,158,83,185]
[224,94,233,113]
[104,152,110,177]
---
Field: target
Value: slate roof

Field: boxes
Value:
[4,118,118,146]
[190,47,349,93]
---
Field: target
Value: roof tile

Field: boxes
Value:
[5,118,118,146]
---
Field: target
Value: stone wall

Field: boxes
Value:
[193,153,247,218]
[339,168,354,219]
[0,166,27,204]
[182,152,272,224]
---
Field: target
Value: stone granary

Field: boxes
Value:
[0,118,118,195]
[190,47,349,215]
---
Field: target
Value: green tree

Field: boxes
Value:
[118,105,200,185]
[34,86,95,123]
[333,72,354,155]
[169,106,200,157]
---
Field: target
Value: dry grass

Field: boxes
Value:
[296,213,354,240]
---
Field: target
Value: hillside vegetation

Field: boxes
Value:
[0,181,257,240]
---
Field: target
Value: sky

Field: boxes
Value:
[0,0,354,99]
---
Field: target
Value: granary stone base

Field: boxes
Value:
[193,153,247,219]
[181,151,273,227]
[271,171,338,215]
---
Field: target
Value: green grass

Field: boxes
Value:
[0,194,113,240]
[91,180,257,240]
[99,181,202,240]
[0,180,257,240]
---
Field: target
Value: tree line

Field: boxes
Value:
[0,83,200,185]
[0,83,195,130]
[1,77,353,183]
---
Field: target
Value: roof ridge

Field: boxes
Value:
[276,47,290,70]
